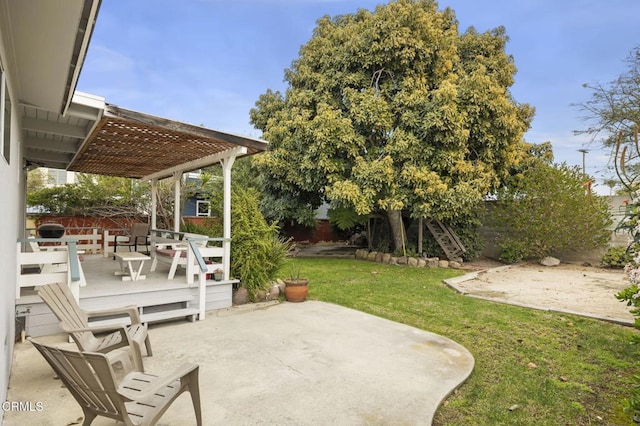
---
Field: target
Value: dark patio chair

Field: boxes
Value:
[113,223,150,259]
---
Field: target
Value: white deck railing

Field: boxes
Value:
[187,237,231,320]
[16,238,86,300]
[20,228,234,320]
[27,226,102,254]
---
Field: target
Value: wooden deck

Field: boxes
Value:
[16,254,236,338]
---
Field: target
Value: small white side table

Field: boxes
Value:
[115,252,151,281]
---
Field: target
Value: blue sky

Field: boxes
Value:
[77,0,640,194]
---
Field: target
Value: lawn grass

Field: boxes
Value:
[285,257,640,425]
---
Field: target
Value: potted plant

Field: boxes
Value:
[283,263,308,302]
[212,268,224,281]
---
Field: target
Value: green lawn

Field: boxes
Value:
[284,258,639,425]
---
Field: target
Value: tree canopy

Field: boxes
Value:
[250,0,533,249]
[27,174,149,216]
[28,173,175,229]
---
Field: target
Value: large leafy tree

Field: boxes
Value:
[250,0,533,250]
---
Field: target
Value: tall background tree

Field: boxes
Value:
[577,46,640,422]
[250,0,533,251]
[576,46,640,152]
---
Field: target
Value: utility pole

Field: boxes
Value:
[578,149,589,176]
[578,149,591,196]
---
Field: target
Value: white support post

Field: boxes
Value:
[221,155,236,280]
[151,179,158,230]
[173,173,181,233]
[198,272,206,320]
[102,229,110,257]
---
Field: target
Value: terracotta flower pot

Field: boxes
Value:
[284,279,309,302]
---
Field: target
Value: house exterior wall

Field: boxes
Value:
[0,29,23,415]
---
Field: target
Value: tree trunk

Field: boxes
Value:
[386,209,405,254]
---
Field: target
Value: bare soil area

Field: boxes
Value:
[450,261,635,325]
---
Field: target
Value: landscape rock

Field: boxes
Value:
[375,252,384,263]
[438,260,449,268]
[418,258,426,268]
[268,285,280,300]
[408,257,418,267]
[449,261,462,269]
[233,287,249,305]
[540,256,560,267]
[367,251,378,261]
[276,279,286,294]
[382,253,392,264]
[397,256,407,265]
[389,257,398,265]
[426,258,439,268]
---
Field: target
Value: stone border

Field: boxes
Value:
[354,248,464,269]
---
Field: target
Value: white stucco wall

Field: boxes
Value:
[0,28,22,419]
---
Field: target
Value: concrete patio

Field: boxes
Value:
[4,301,474,425]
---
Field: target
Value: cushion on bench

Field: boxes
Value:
[155,248,187,258]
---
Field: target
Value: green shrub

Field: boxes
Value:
[601,245,634,268]
[230,188,290,300]
[497,239,527,264]
[180,218,223,237]
[493,163,612,261]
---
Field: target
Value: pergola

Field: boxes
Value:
[24,91,268,279]
[69,101,267,230]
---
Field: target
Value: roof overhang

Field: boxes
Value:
[1,0,101,114]
[67,104,268,180]
[23,91,104,170]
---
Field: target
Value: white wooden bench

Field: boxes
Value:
[150,233,224,284]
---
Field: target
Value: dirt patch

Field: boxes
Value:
[448,261,635,325]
